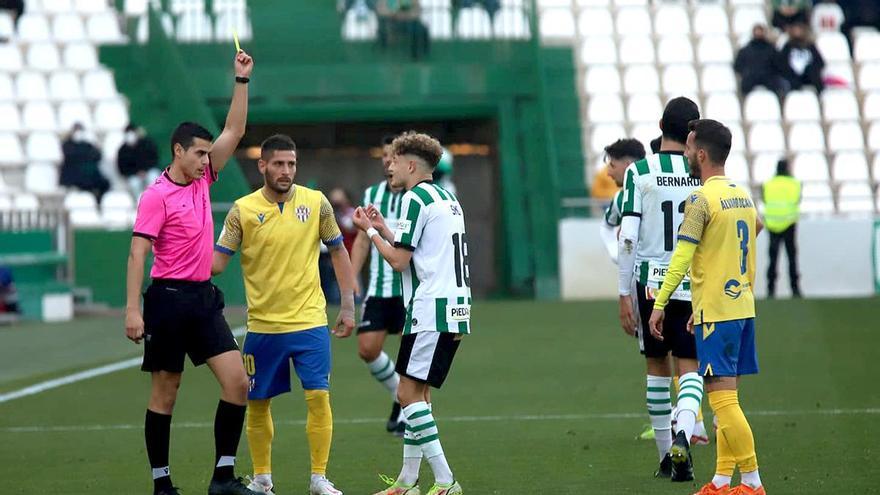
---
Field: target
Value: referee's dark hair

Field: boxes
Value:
[260,134,297,161]
[661,97,700,145]
[170,122,213,157]
[604,138,646,162]
[688,119,732,165]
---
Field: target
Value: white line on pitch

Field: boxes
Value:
[0,327,247,404]
[3,408,879,434]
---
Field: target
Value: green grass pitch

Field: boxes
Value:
[0,298,877,494]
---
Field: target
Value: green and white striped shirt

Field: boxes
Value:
[363,181,404,298]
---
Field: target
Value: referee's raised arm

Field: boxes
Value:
[209,50,254,174]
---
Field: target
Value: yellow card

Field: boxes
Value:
[233,30,241,53]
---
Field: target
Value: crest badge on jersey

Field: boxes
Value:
[296,205,311,223]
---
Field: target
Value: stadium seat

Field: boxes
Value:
[49,72,84,103]
[800,182,834,214]
[837,182,875,213]
[744,89,781,122]
[697,35,734,64]
[494,9,530,38]
[0,103,22,132]
[124,0,149,16]
[824,62,855,89]
[64,190,98,211]
[827,121,865,152]
[25,163,60,195]
[63,43,99,72]
[42,0,73,14]
[100,130,125,182]
[854,33,880,63]
[590,123,627,154]
[615,7,652,37]
[627,94,662,123]
[0,195,11,210]
[0,133,24,166]
[213,0,247,13]
[94,99,129,132]
[27,43,61,72]
[0,45,24,72]
[15,72,50,102]
[0,12,14,41]
[539,8,575,40]
[732,7,766,37]
[87,12,126,43]
[748,122,785,153]
[751,153,781,183]
[578,9,613,37]
[704,92,742,122]
[588,95,625,124]
[0,75,12,102]
[864,92,880,121]
[783,90,821,122]
[53,13,86,43]
[342,8,377,40]
[22,101,59,132]
[17,14,51,43]
[58,101,94,131]
[623,65,660,95]
[457,7,493,39]
[792,152,830,181]
[630,122,657,150]
[662,64,699,95]
[573,0,610,6]
[176,11,213,42]
[585,66,621,95]
[614,0,648,6]
[701,64,738,93]
[82,69,119,101]
[581,38,617,65]
[728,122,746,152]
[816,33,851,63]
[170,0,203,13]
[873,153,880,182]
[788,123,826,152]
[858,63,880,93]
[654,5,690,34]
[25,132,63,163]
[13,192,40,210]
[726,153,750,182]
[870,123,880,152]
[70,208,104,227]
[656,36,693,65]
[136,12,175,43]
[831,152,870,182]
[101,190,135,228]
[693,5,729,36]
[619,36,655,65]
[821,89,860,122]
[421,9,453,39]
[75,0,111,14]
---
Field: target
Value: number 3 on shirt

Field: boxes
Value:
[736,220,749,275]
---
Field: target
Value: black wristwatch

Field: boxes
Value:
[235,76,250,84]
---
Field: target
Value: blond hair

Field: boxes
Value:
[391,131,443,168]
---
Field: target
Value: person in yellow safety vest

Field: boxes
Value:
[762,159,802,298]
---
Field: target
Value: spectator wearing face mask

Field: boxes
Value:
[735,24,787,97]
[59,123,110,202]
[117,124,160,197]
[779,22,825,93]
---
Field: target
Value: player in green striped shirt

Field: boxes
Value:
[351,135,408,435]
[599,138,646,263]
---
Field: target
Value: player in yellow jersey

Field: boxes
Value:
[649,120,766,495]
[212,135,357,495]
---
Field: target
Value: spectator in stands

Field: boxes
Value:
[377,0,429,59]
[772,0,813,31]
[0,265,19,316]
[763,159,802,298]
[779,22,826,93]
[59,123,110,202]
[811,0,845,33]
[329,187,358,254]
[117,124,160,198]
[735,24,787,97]
[838,0,880,47]
[0,0,24,32]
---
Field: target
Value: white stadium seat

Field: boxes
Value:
[732,7,766,37]
[494,9,530,38]
[176,11,213,42]
[25,163,60,195]
[421,9,453,39]
[22,101,59,132]
[49,71,83,101]
[698,35,734,64]
[88,12,126,43]
[170,0,204,14]
[726,153,750,182]
[728,122,746,152]
[619,36,655,65]
[581,38,618,65]
[58,100,94,131]
[0,12,14,41]
[627,94,662,123]
[837,182,875,213]
[858,63,880,92]
[816,33,851,63]
[578,9,613,37]
[14,193,41,210]
[752,153,781,183]
[873,153,880,181]
[42,0,73,14]
[64,190,98,210]
[342,8,377,40]
[0,45,24,72]
[0,195,11,210]
[0,133,24,166]
[53,13,86,43]
[744,89,781,122]
[83,69,119,101]
[704,92,742,122]
[822,89,860,122]
[869,123,880,152]
[663,65,699,95]
[540,8,575,40]
[788,123,826,152]
[701,64,737,93]
[854,33,880,63]
[456,7,492,39]
[101,190,135,228]
[831,152,870,181]
[124,0,149,16]
[630,122,657,151]
[25,132,63,163]
[615,7,652,37]
[657,36,693,65]
[64,43,99,72]
[800,182,835,214]
[15,72,49,101]
[17,14,51,43]
[27,43,61,72]
[94,99,129,132]
[693,5,729,36]
[0,74,12,101]
[70,208,104,227]
[0,103,22,132]
[590,123,626,154]
[76,0,111,14]
[654,6,690,34]
[783,90,821,122]
[623,65,660,95]
[792,152,830,181]
[585,66,621,95]
[827,122,865,152]
[748,122,785,153]
[824,62,855,89]
[863,92,880,121]
[588,95,625,123]
[213,0,247,13]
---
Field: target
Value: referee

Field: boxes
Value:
[124,51,258,495]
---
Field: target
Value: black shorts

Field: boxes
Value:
[396,332,462,388]
[141,279,239,373]
[635,282,696,360]
[358,296,406,334]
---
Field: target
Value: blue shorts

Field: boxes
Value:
[694,318,759,377]
[242,326,331,399]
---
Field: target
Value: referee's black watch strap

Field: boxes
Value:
[235,76,249,84]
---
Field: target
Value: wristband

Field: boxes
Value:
[366,227,379,239]
[235,76,250,84]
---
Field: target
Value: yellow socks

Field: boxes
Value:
[708,390,759,474]
[246,399,274,475]
[305,389,333,476]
